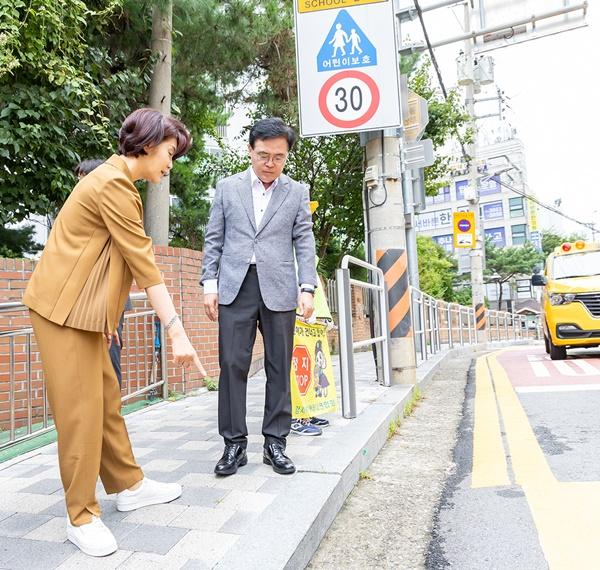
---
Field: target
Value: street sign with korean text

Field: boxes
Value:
[294,0,402,137]
[415,208,452,231]
[453,211,476,249]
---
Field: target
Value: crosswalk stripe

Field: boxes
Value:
[573,360,600,375]
[516,383,600,394]
[553,361,579,376]
[530,362,550,377]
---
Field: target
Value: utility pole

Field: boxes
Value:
[145,2,173,245]
[363,131,417,385]
[403,168,420,289]
[463,3,487,342]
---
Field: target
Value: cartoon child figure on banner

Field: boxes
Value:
[313,340,330,398]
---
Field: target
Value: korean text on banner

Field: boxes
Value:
[291,321,338,419]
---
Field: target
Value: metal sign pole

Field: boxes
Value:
[336,268,356,419]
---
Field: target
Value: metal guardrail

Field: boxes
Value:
[336,255,392,419]
[331,259,541,418]
[0,292,167,451]
[410,286,541,363]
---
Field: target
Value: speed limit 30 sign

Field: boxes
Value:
[294,1,401,137]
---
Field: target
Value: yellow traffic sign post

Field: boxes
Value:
[453,211,476,249]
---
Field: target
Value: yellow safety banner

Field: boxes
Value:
[297,0,387,14]
[453,211,476,249]
[290,321,338,419]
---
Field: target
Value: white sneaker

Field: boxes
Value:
[66,516,118,557]
[116,477,182,512]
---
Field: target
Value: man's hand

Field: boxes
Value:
[298,292,314,320]
[204,293,219,322]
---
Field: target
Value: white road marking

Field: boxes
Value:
[516,384,600,394]
[530,362,551,377]
[573,360,600,375]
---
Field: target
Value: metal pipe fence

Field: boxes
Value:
[336,255,392,419]
[0,292,166,451]
[410,286,541,363]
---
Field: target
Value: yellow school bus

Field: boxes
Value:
[533,241,600,360]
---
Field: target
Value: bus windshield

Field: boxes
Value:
[552,251,600,280]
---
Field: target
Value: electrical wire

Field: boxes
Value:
[494,177,597,235]
[410,2,595,237]
[412,0,469,162]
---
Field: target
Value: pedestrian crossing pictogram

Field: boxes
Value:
[317,9,377,73]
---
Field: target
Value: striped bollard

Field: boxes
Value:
[376,248,416,384]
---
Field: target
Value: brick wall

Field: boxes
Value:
[0,251,378,437]
[0,249,265,436]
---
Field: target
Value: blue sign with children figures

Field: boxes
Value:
[317,9,377,73]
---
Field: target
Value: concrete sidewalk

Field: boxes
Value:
[0,349,453,570]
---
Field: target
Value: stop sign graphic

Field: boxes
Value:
[292,345,312,396]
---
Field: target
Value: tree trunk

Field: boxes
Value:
[317,222,333,260]
[144,2,173,245]
[497,280,505,311]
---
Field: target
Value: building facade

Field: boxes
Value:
[415,135,537,309]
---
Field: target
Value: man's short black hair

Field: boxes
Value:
[74,159,104,177]
[249,117,296,151]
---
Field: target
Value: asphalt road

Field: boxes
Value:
[430,344,600,569]
[311,344,600,569]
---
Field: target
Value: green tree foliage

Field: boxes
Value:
[541,230,585,256]
[453,285,472,306]
[407,59,472,196]
[168,158,211,250]
[416,236,455,301]
[485,239,544,309]
[0,0,146,224]
[0,225,42,258]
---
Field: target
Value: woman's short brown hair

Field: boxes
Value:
[118,108,192,160]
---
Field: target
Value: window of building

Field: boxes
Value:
[509,197,524,218]
[485,227,506,248]
[479,175,501,196]
[455,179,468,200]
[432,234,454,253]
[426,186,451,205]
[511,224,527,245]
[481,201,503,220]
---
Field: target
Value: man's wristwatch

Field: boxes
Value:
[300,288,315,296]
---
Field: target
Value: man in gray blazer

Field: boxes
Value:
[201,118,317,476]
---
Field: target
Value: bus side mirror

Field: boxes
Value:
[531,273,547,287]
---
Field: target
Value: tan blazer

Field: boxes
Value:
[23,155,163,333]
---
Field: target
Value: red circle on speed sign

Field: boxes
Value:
[318,70,380,129]
[293,345,312,396]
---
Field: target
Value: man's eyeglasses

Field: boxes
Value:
[255,151,288,165]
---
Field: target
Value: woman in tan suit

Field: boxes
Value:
[23,108,205,557]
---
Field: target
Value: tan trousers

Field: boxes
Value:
[30,310,143,526]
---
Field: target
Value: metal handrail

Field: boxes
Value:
[336,255,392,418]
[0,292,168,451]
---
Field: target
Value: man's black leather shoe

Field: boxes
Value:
[214,444,247,476]
[263,443,296,475]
